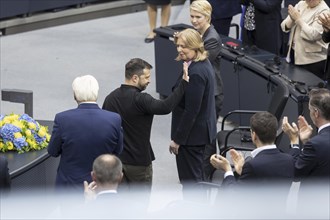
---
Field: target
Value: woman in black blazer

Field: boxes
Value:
[169,28,217,197]
[189,0,224,181]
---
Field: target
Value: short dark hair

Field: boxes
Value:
[309,88,330,120]
[125,58,152,80]
[93,154,122,185]
[250,112,278,144]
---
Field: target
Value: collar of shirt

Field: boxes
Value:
[79,101,97,104]
[251,144,277,158]
[318,123,330,133]
[97,190,117,196]
[184,61,192,67]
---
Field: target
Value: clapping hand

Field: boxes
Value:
[282,116,299,144]
[210,154,232,172]
[282,116,313,145]
[318,10,330,31]
[297,115,313,144]
[229,149,244,175]
[288,5,301,22]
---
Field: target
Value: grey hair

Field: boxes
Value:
[72,75,99,102]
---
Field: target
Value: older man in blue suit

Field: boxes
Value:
[48,75,123,191]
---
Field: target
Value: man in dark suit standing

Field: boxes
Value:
[0,156,11,195]
[282,88,330,212]
[210,112,294,211]
[48,75,123,192]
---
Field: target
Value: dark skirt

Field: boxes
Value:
[144,0,171,5]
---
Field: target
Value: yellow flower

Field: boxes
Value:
[0,113,51,153]
[7,142,14,150]
[25,129,32,137]
[38,127,47,137]
[46,133,51,142]
[14,132,23,138]
[3,117,11,124]
[27,139,38,149]
[12,120,24,129]
[28,122,36,130]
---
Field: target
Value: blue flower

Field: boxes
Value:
[0,124,21,142]
[0,113,50,153]
[19,114,40,129]
[34,133,46,144]
[13,137,28,150]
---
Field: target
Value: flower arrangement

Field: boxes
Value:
[0,113,51,153]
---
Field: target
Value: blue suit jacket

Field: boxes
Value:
[171,60,217,145]
[290,126,330,183]
[47,103,123,190]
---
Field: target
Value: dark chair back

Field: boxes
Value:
[267,79,290,121]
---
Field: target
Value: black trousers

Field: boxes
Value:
[211,17,233,37]
[176,145,205,184]
[176,144,207,201]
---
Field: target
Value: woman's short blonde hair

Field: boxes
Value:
[174,28,208,62]
[190,0,212,23]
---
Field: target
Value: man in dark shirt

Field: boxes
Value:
[102,58,189,195]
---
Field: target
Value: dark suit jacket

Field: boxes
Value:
[0,156,11,192]
[171,60,217,145]
[290,126,330,183]
[208,0,242,19]
[203,25,223,96]
[47,103,123,190]
[222,148,294,188]
[221,148,294,208]
[242,0,283,55]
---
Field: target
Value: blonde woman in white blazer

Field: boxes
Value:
[281,0,329,80]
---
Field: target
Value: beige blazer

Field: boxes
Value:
[281,0,329,65]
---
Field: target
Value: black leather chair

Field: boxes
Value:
[217,79,290,157]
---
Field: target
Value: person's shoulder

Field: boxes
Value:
[55,108,78,118]
[101,109,121,119]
